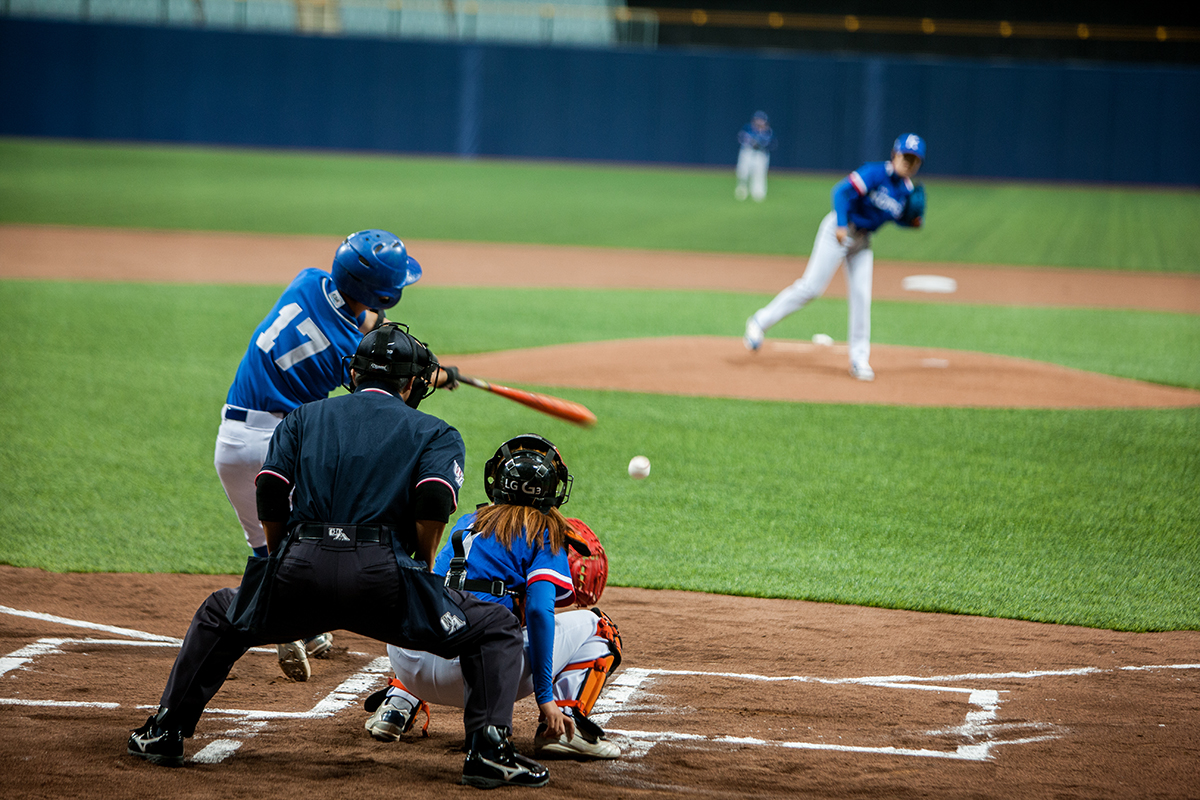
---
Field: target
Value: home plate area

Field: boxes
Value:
[3,609,1075,765]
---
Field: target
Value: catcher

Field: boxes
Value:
[363,434,622,759]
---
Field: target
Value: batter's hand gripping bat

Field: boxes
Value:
[455,372,596,428]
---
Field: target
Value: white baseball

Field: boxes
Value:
[628,455,651,480]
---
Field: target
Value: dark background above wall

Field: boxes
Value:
[2,17,1197,184]
[635,1,1199,65]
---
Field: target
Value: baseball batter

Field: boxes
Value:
[214,229,423,681]
[744,133,927,380]
[735,111,777,202]
[364,435,623,760]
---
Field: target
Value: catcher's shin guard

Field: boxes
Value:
[556,609,623,716]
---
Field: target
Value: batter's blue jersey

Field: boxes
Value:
[226,268,367,413]
[433,513,575,613]
[832,160,918,233]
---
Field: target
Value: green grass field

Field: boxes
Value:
[2,137,1199,270]
[1,138,1198,632]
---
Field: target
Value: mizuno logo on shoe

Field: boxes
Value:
[477,757,527,780]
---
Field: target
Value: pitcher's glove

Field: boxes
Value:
[565,518,608,607]
[901,184,925,227]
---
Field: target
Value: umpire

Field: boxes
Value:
[127,323,550,788]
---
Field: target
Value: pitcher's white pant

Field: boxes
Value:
[750,211,874,368]
[736,147,770,201]
[387,609,610,710]
[213,405,284,552]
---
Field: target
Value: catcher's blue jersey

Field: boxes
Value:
[433,513,575,612]
[833,160,918,233]
[225,268,366,413]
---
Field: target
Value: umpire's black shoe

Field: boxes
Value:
[127,714,184,767]
[462,725,549,789]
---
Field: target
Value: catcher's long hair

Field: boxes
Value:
[472,503,569,554]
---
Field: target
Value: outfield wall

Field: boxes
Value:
[3,17,1198,184]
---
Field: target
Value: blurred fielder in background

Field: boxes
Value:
[744,133,927,381]
[735,111,777,202]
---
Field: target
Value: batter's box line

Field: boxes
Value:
[0,609,396,766]
[592,670,1025,762]
[590,664,1198,763]
[0,635,394,764]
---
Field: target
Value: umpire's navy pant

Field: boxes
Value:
[158,537,524,737]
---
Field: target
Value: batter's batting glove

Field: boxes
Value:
[440,365,461,391]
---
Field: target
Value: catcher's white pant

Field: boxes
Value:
[736,147,770,201]
[751,211,874,368]
[386,609,610,710]
[213,405,284,551]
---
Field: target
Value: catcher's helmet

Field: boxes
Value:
[331,229,422,310]
[484,434,572,512]
[344,322,438,401]
[893,133,926,161]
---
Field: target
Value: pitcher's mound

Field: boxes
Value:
[448,336,1200,408]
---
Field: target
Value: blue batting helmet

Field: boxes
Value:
[331,229,422,310]
[893,133,926,160]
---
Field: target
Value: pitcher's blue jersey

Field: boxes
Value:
[833,160,917,233]
[226,269,366,413]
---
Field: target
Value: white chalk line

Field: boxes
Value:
[0,605,182,643]
[591,663,1198,763]
[3,605,1197,765]
[595,668,1018,762]
[0,605,394,764]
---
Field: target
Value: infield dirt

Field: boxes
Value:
[1,226,1198,798]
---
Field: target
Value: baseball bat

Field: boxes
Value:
[455,372,596,428]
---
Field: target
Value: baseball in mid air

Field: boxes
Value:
[628,455,651,480]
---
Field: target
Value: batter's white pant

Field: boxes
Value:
[386,609,611,710]
[736,147,770,202]
[213,405,284,552]
[750,211,874,368]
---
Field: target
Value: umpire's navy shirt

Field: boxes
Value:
[258,381,465,553]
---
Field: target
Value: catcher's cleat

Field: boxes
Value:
[364,696,428,742]
[462,725,549,789]
[305,632,334,659]
[127,714,184,767]
[743,317,764,352]
[277,640,311,681]
[534,716,620,760]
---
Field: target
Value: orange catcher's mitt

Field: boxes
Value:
[564,518,608,607]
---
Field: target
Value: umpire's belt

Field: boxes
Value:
[294,523,391,548]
